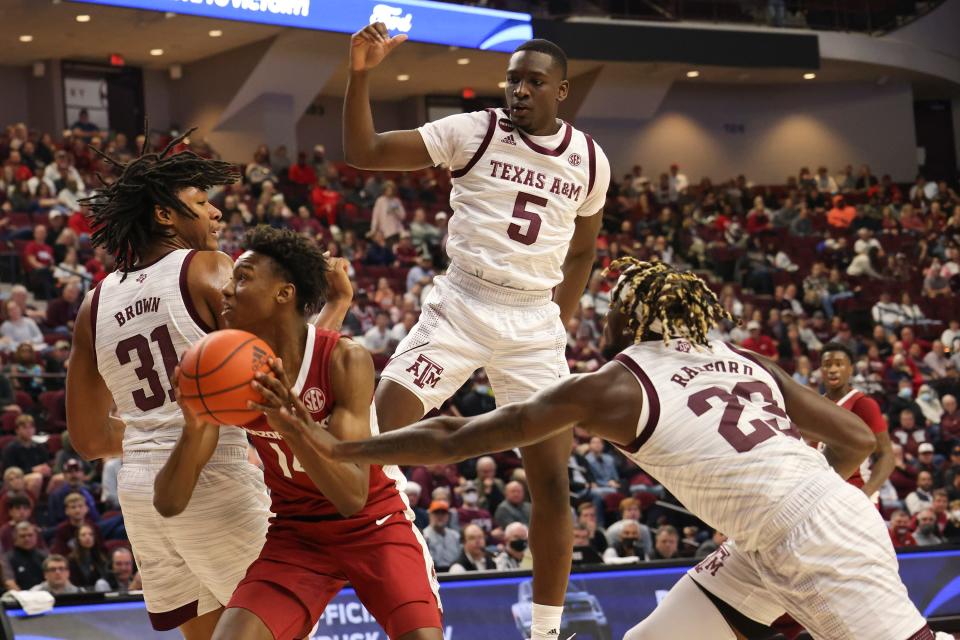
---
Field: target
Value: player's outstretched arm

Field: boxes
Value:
[153,376,221,518]
[251,344,374,517]
[313,257,353,332]
[66,291,125,461]
[759,355,875,479]
[343,23,433,171]
[331,362,641,466]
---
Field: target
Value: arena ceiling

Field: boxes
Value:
[0,0,955,99]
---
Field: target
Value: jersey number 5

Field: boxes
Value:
[687,381,800,453]
[115,325,178,412]
[507,192,547,246]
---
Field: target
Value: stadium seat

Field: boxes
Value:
[1,411,19,433]
[15,391,33,411]
[46,433,62,456]
[39,390,67,432]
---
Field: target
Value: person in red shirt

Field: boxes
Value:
[21,224,56,300]
[889,510,917,547]
[155,227,442,640]
[5,150,33,183]
[287,151,317,187]
[820,342,895,497]
[310,177,341,227]
[741,321,778,360]
[826,195,856,229]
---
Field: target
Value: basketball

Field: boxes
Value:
[178,329,275,426]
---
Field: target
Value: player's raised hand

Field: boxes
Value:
[325,256,353,303]
[350,22,407,72]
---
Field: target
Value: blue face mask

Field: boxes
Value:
[899,387,913,399]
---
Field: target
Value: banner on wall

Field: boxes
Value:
[65,0,533,52]
[8,549,960,640]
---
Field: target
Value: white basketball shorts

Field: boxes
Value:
[381,266,569,412]
[689,474,930,640]
[118,445,270,630]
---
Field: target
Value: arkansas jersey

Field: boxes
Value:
[242,324,408,519]
[611,340,832,551]
[831,389,886,488]
[418,108,610,291]
[92,249,247,453]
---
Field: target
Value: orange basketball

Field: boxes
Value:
[178,329,275,426]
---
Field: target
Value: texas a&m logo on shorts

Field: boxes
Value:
[302,387,326,413]
[694,545,730,577]
[406,355,444,389]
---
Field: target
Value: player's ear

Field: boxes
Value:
[153,205,175,230]
[557,79,569,103]
[276,282,296,306]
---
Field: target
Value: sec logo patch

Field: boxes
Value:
[568,153,582,167]
[302,387,326,413]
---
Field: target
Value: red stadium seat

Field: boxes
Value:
[104,539,131,556]
[46,433,62,456]
[0,435,15,452]
[39,390,66,432]
[15,391,33,411]
[1,411,19,433]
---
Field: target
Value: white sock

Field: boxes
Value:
[531,603,564,640]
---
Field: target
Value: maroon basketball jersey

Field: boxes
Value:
[242,325,407,519]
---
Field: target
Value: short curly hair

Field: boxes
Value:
[241,225,329,315]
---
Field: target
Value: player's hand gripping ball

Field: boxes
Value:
[178,329,275,425]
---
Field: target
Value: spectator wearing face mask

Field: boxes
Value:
[495,522,530,571]
[602,520,645,562]
[604,498,653,558]
[456,480,493,539]
[448,524,496,573]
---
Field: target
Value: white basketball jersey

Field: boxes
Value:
[612,339,830,550]
[92,250,247,453]
[419,108,610,291]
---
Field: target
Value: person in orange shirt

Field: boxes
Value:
[827,195,856,228]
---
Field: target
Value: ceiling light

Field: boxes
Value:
[208,29,222,37]
[686,70,700,78]
[457,58,470,65]
[803,72,816,80]
[397,74,410,82]
[19,35,33,43]
[150,48,164,56]
[76,14,91,22]
[497,81,507,88]
[165,12,176,18]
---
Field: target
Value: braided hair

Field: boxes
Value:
[602,257,733,346]
[81,128,238,273]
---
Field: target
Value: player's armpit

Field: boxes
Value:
[66,292,124,461]
[755,354,874,478]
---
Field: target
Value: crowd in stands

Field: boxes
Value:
[1,116,959,587]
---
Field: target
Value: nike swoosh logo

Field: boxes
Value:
[375,514,393,526]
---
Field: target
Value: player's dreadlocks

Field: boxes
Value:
[603,257,733,346]
[81,127,239,273]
